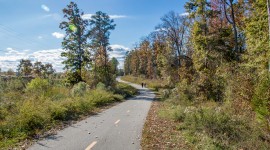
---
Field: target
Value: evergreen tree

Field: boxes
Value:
[60,2,91,84]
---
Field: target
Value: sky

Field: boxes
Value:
[0,0,189,72]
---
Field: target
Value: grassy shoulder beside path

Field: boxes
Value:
[0,78,137,149]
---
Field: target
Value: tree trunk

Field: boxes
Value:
[229,0,238,54]
[176,42,181,67]
[267,0,270,72]
[267,0,270,44]
[223,0,238,58]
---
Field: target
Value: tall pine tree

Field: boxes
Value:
[60,2,91,84]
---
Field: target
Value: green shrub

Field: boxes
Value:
[252,73,270,126]
[160,89,170,99]
[6,78,25,91]
[49,102,68,121]
[112,94,124,101]
[87,89,115,106]
[96,82,106,90]
[115,82,137,98]
[0,107,7,121]
[71,82,89,96]
[160,100,269,149]
[48,87,69,101]
[26,78,50,93]
[15,100,50,135]
[0,77,135,149]
[64,71,82,85]
[59,98,81,119]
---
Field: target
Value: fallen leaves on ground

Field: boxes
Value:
[141,100,190,150]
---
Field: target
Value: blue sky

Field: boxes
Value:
[0,0,188,71]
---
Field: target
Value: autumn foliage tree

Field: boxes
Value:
[88,11,116,87]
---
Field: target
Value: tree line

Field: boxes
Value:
[124,0,270,127]
[0,59,55,78]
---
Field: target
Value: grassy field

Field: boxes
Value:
[0,78,137,149]
[129,75,270,150]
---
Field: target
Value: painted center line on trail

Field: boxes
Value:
[114,119,120,125]
[85,141,97,150]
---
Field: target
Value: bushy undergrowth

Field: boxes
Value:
[252,73,270,128]
[71,82,89,96]
[128,73,270,149]
[0,77,137,149]
[158,81,270,149]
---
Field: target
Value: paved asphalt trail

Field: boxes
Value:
[28,77,154,150]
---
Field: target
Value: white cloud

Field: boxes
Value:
[0,48,28,71]
[180,12,189,16]
[28,49,64,71]
[5,47,26,55]
[82,14,127,20]
[109,44,130,69]
[6,47,13,51]
[110,44,130,51]
[52,32,65,39]
[0,45,129,71]
[154,28,167,32]
[41,4,50,12]
[38,36,43,39]
[109,15,127,19]
[82,14,94,20]
[0,48,65,72]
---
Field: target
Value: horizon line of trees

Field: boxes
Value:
[15,59,55,78]
[0,59,55,78]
